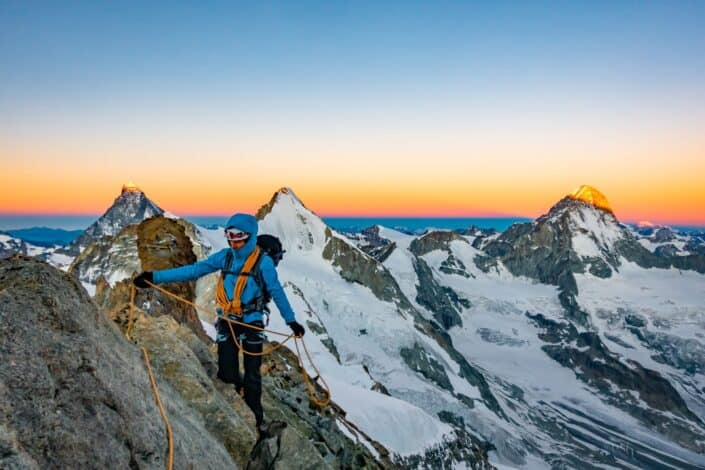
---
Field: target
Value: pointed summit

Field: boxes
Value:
[568,185,613,213]
[121,182,140,194]
[256,187,309,220]
[64,184,164,255]
[256,187,328,252]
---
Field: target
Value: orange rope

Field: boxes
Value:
[126,285,136,340]
[294,337,332,407]
[142,346,174,470]
[126,279,332,468]
[140,280,331,405]
[127,286,174,470]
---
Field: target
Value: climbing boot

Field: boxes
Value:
[257,420,287,440]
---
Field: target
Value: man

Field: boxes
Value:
[133,213,305,435]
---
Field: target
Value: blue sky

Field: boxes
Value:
[2,1,704,223]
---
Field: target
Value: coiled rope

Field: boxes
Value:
[125,281,332,469]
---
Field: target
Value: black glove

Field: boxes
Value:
[287,321,305,337]
[133,271,153,288]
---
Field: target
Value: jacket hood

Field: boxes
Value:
[225,213,259,259]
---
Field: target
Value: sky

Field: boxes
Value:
[1,1,704,224]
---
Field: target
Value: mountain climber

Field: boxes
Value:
[133,213,305,436]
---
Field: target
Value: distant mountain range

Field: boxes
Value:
[3,183,705,468]
[5,227,83,246]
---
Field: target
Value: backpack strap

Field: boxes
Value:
[216,246,261,316]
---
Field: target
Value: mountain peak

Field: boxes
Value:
[568,185,613,213]
[256,187,330,253]
[256,187,307,220]
[64,185,164,255]
[121,182,141,194]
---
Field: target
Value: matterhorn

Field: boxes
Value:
[63,182,164,256]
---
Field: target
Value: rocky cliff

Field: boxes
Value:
[0,254,387,469]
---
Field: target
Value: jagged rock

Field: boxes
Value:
[481,197,620,284]
[655,243,679,257]
[400,343,454,392]
[415,321,505,419]
[624,313,647,328]
[413,258,465,329]
[616,238,705,273]
[353,226,397,262]
[248,421,329,469]
[371,381,391,396]
[526,312,705,453]
[652,227,676,243]
[322,230,412,312]
[69,225,141,285]
[439,254,472,278]
[392,429,494,470]
[0,255,237,469]
[637,330,705,375]
[257,346,386,469]
[455,225,497,237]
[129,314,257,467]
[0,232,34,258]
[409,230,468,257]
[684,240,705,255]
[476,328,527,347]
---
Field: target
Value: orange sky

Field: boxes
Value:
[2,131,704,224]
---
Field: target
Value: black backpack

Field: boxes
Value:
[256,234,285,266]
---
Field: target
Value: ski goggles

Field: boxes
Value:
[224,228,250,242]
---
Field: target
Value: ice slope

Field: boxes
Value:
[379,226,705,468]
[567,205,625,259]
[193,191,468,460]
[575,262,705,416]
[258,190,462,457]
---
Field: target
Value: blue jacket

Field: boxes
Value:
[152,213,296,325]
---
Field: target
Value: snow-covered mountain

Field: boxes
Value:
[0,231,74,270]
[36,183,705,468]
[0,232,43,258]
[192,188,496,466]
[63,183,163,256]
[67,184,168,293]
[367,185,705,468]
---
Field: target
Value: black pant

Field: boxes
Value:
[216,319,265,425]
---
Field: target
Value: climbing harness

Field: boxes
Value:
[125,279,332,469]
[216,246,264,316]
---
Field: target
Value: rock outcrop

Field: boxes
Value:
[0,255,237,469]
[1,253,385,469]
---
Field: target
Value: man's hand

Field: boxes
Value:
[287,321,305,337]
[133,271,154,288]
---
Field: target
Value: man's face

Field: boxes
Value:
[228,239,247,249]
[225,228,250,249]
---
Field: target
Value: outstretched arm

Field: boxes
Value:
[152,249,226,284]
[259,256,297,324]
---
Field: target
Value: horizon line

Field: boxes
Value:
[1,211,705,228]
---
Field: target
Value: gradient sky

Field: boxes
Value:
[2,1,704,224]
